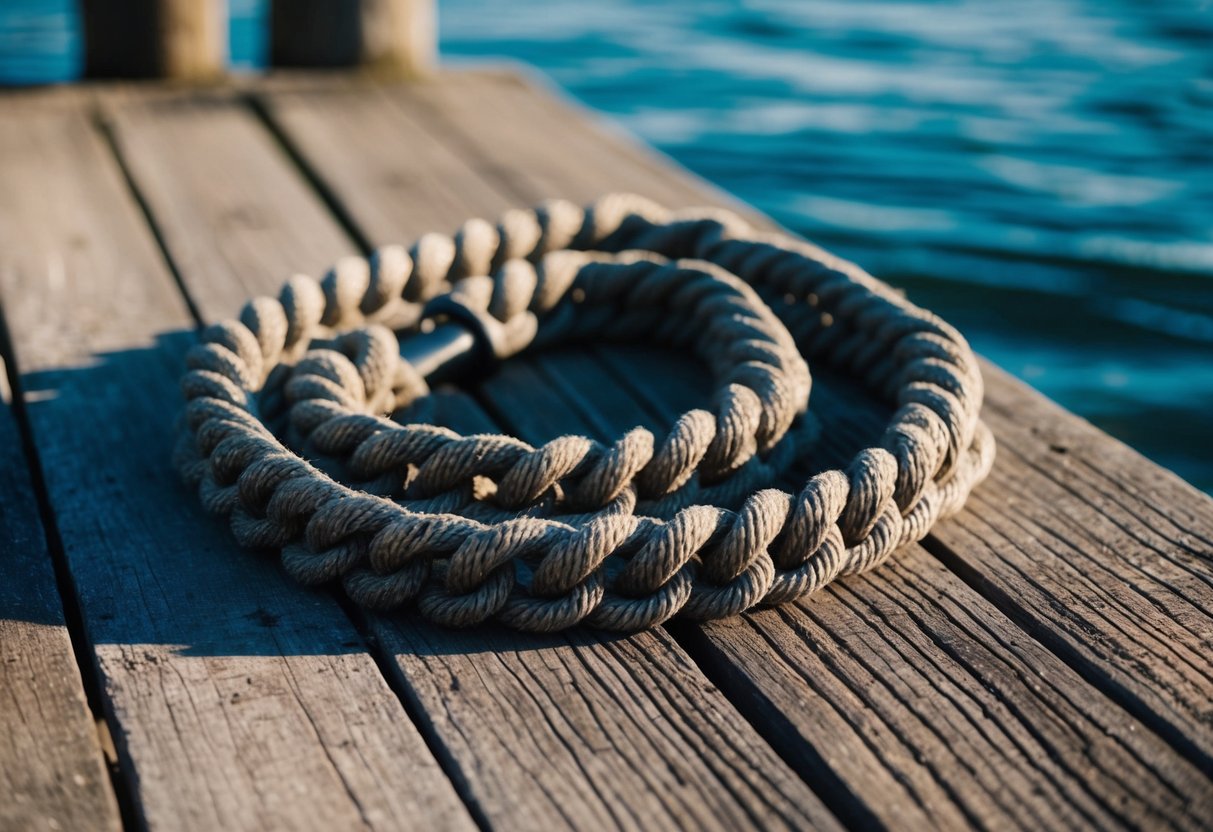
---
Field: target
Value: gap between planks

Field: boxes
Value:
[0,333,124,831]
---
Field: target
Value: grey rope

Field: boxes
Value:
[175,194,995,632]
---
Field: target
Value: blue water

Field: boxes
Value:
[439,0,1213,492]
[0,0,82,84]
[229,0,269,72]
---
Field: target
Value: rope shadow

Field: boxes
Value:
[3,330,649,657]
[5,326,891,659]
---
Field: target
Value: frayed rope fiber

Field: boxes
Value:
[175,194,994,632]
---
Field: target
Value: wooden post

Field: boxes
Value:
[158,0,227,80]
[360,0,436,77]
[82,0,226,79]
[272,0,436,77]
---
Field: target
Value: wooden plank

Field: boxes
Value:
[928,368,1213,772]
[101,89,358,319]
[590,346,1213,830]
[259,74,1213,827]
[405,69,1213,777]
[0,98,474,831]
[398,68,713,211]
[379,393,835,831]
[402,67,769,226]
[0,357,122,831]
[116,86,840,831]
[257,81,515,244]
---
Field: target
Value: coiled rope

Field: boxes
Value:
[175,194,995,632]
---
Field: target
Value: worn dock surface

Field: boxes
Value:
[1,68,1211,831]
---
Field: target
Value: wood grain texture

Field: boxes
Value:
[397,68,723,212]
[0,99,473,831]
[101,90,359,322]
[120,87,840,831]
[380,394,836,832]
[593,347,1212,830]
[261,81,515,242]
[393,68,1213,783]
[928,367,1213,773]
[0,358,121,831]
[259,73,1213,828]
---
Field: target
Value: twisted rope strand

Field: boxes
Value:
[175,194,995,632]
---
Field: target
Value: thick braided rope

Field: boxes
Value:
[175,194,995,632]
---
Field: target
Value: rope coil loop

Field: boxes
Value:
[176,194,995,632]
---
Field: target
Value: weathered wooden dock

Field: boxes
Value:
[1,68,1211,831]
